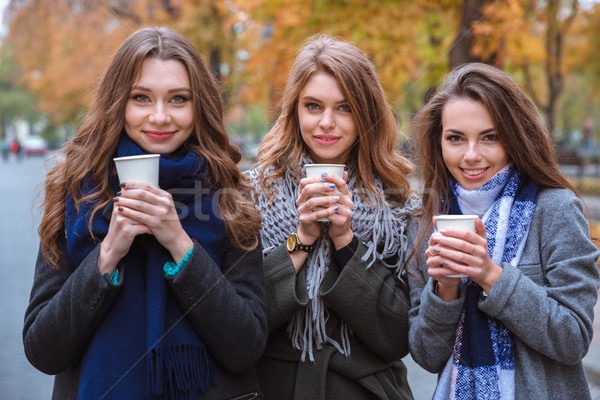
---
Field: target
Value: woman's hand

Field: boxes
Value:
[109,181,193,264]
[296,171,353,250]
[98,193,151,275]
[425,218,502,299]
[323,172,353,249]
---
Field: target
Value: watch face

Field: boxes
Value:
[286,233,297,252]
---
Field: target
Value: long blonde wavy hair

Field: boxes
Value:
[39,26,260,268]
[255,34,414,206]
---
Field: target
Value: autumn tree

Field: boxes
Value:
[539,0,578,134]
[570,3,600,99]
[0,42,42,141]
[2,0,593,138]
[3,0,242,126]
[237,0,444,119]
[449,0,497,67]
[471,0,579,134]
[5,0,132,125]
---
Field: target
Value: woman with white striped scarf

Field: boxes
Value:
[409,63,600,399]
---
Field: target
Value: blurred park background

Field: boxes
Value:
[2,0,600,155]
[3,1,600,398]
[4,0,600,219]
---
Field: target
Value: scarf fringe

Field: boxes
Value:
[148,345,217,400]
[248,158,421,362]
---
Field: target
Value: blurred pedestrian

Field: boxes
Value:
[409,62,600,399]
[246,34,420,399]
[23,26,267,400]
[581,117,599,159]
[1,139,8,161]
[9,139,21,161]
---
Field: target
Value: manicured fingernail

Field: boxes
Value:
[113,197,119,202]
[333,195,340,201]
[320,179,327,182]
[321,172,328,177]
[117,206,123,211]
[334,206,339,211]
[116,191,122,196]
[119,183,127,188]
[329,184,335,188]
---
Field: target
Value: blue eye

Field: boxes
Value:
[339,104,351,112]
[307,103,320,110]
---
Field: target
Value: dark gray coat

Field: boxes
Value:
[256,241,415,400]
[23,231,268,399]
[409,188,600,399]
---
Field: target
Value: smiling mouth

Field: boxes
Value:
[144,131,176,140]
[462,168,487,176]
[315,135,339,141]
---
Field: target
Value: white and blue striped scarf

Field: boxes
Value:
[434,165,538,400]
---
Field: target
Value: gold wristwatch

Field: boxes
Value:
[286,232,316,253]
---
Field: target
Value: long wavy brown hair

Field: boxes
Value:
[39,26,261,269]
[412,62,577,249]
[255,34,414,206]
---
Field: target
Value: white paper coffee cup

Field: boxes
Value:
[305,164,345,222]
[113,154,160,187]
[434,214,478,277]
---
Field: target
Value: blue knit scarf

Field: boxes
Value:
[434,166,538,400]
[67,134,226,400]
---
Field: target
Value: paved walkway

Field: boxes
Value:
[584,285,600,399]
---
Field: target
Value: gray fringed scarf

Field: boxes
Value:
[246,156,421,362]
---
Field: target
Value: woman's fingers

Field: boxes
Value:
[298,171,349,200]
[426,253,464,281]
[431,232,486,255]
[101,204,150,266]
[118,182,170,206]
[116,183,179,225]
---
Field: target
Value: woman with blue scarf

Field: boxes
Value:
[409,63,600,399]
[23,27,267,400]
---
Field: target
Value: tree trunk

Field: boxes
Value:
[209,47,222,86]
[449,0,496,68]
[543,0,578,136]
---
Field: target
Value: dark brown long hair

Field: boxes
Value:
[412,62,576,248]
[39,26,260,268]
[255,34,414,205]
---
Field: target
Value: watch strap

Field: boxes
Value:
[296,241,316,253]
[288,232,316,253]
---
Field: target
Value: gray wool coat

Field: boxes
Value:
[23,230,268,400]
[408,188,600,399]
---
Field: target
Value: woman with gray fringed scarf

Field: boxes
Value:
[409,63,600,400]
[246,34,421,400]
